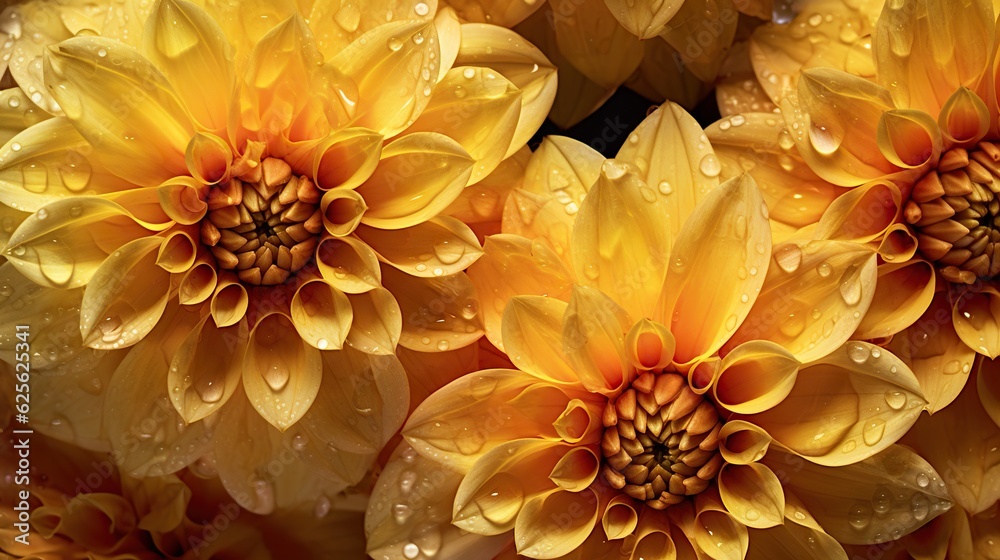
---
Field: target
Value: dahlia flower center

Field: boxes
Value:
[600,371,724,510]
[906,141,1000,283]
[199,157,322,286]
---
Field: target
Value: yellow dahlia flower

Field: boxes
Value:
[845,364,1000,560]
[0,0,555,511]
[0,413,366,558]
[703,0,1000,412]
[364,104,948,560]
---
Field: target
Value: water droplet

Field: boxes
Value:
[388,37,403,51]
[699,154,721,177]
[473,473,524,525]
[437,340,449,351]
[399,470,417,494]
[841,439,857,453]
[809,123,843,155]
[658,181,672,195]
[462,67,476,79]
[943,360,962,374]
[816,262,832,277]
[414,2,430,16]
[779,313,805,337]
[849,503,872,529]
[316,338,329,349]
[7,96,19,108]
[884,391,905,410]
[314,495,331,518]
[262,366,289,392]
[403,543,420,559]
[863,418,886,446]
[745,509,761,521]
[871,485,892,513]
[838,264,862,305]
[847,342,870,363]
[910,493,928,521]
[393,503,412,524]
[11,142,21,151]
[97,47,107,57]
[774,244,802,273]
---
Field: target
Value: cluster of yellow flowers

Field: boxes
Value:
[0,0,997,558]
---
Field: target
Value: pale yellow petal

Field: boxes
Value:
[403,369,571,470]
[381,265,483,352]
[745,342,926,466]
[445,145,529,231]
[719,420,772,466]
[142,0,234,131]
[454,439,572,534]
[656,174,771,365]
[79,236,170,350]
[693,492,750,560]
[551,0,643,89]
[501,295,579,384]
[782,68,898,186]
[366,441,513,560]
[311,127,384,191]
[167,314,248,423]
[0,117,134,212]
[562,285,633,393]
[242,312,323,431]
[814,181,901,243]
[762,445,952,545]
[714,340,800,415]
[874,0,993,116]
[332,19,439,136]
[466,234,574,350]
[316,235,382,294]
[44,36,194,186]
[887,293,976,413]
[715,42,777,117]
[952,287,1000,358]
[718,463,785,529]
[0,262,85,370]
[300,347,409,454]
[725,239,877,363]
[356,216,482,278]
[854,260,935,340]
[661,0,738,82]
[308,0,439,62]
[454,23,558,158]
[571,160,670,321]
[746,515,848,560]
[290,279,353,350]
[877,109,942,169]
[604,0,682,39]
[356,132,474,229]
[514,488,600,558]
[345,287,402,355]
[616,102,720,250]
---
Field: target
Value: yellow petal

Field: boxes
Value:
[345,287,402,355]
[854,260,935,340]
[157,175,207,225]
[749,0,880,105]
[725,239,877,363]
[980,360,1000,429]
[715,43,778,117]
[104,305,212,477]
[311,127,384,190]
[938,86,991,146]
[762,445,952,545]
[445,145,529,230]
[184,131,231,185]
[616,102,720,248]
[356,216,482,278]
[514,488,600,558]
[403,369,571,470]
[454,439,572,534]
[626,37,707,111]
[0,117,132,212]
[308,0,439,62]
[332,19,439,137]
[817,181,906,243]
[693,492,750,560]
[602,495,638,540]
[210,272,248,328]
[718,462,785,529]
[290,279,353,351]
[604,0,682,39]
[551,0,643,89]
[321,187,367,236]
[656,174,771,365]
[44,36,194,186]
[705,113,839,230]
[887,293,975,413]
[874,0,993,116]
[178,253,217,305]
[746,511,849,560]
[902,371,1000,516]
[571,160,670,321]
[167,314,248,423]
[356,132,474,229]
[79,236,170,350]
[0,262,84,370]
[316,235,382,293]
[366,441,513,560]
[0,87,49,149]
[876,223,917,263]
[407,65,521,186]
[746,341,926,466]
[142,0,234,131]
[877,109,942,169]
[661,0,737,82]
[501,295,578,384]
[300,346,409,454]
[466,234,574,350]
[381,265,483,352]
[714,340,800,415]
[454,23,558,158]
[562,285,633,394]
[242,312,323,431]
[719,420,772,466]
[624,318,675,371]
[783,68,897,186]
[155,229,196,273]
[952,287,1000,358]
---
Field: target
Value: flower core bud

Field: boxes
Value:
[600,371,724,509]
[199,157,323,286]
[907,142,1000,283]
